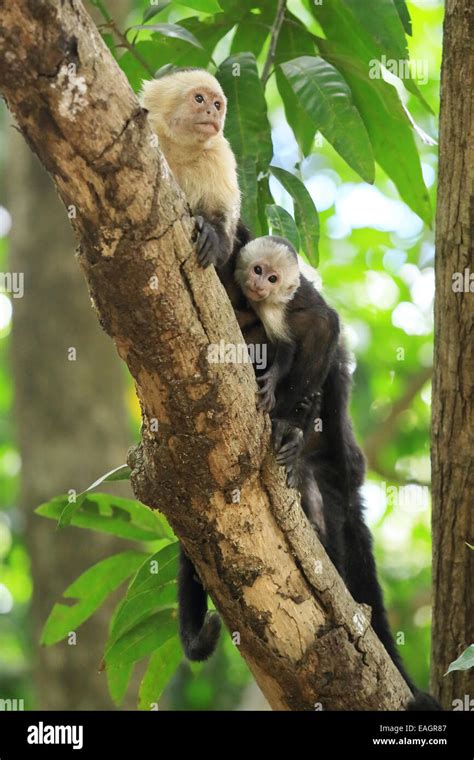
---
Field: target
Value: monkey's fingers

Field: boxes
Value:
[257,388,275,412]
[275,433,304,466]
[286,466,299,489]
[195,215,204,231]
[271,419,288,451]
[197,227,219,267]
[295,394,314,414]
[197,236,216,267]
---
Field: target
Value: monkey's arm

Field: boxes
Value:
[257,339,296,412]
[272,301,340,483]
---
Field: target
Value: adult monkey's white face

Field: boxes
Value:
[141,69,227,147]
[180,84,226,140]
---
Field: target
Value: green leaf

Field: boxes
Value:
[280,56,374,183]
[131,23,205,49]
[216,52,273,168]
[266,205,300,253]
[41,551,147,645]
[318,40,432,225]
[445,645,474,675]
[239,158,260,236]
[119,39,205,91]
[393,0,412,36]
[256,173,273,237]
[105,609,177,668]
[312,0,432,112]
[58,463,131,527]
[342,0,409,62]
[142,1,170,23]
[179,14,236,54]
[274,13,317,156]
[36,493,173,542]
[274,11,317,66]
[269,166,320,265]
[109,543,179,643]
[139,637,182,710]
[106,663,135,706]
[179,0,222,12]
[230,6,273,57]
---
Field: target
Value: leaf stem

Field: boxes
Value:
[99,19,155,78]
[261,0,287,86]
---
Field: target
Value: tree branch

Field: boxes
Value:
[0,0,413,710]
[261,0,287,85]
[364,367,432,486]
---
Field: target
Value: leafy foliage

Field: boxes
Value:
[446,645,474,676]
[114,0,432,261]
[36,472,180,707]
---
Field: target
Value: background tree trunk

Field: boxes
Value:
[7,127,133,710]
[431,0,474,708]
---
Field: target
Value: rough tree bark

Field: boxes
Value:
[431,0,474,708]
[0,0,413,710]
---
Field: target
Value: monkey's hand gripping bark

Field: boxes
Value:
[271,394,316,487]
[256,369,278,412]
[195,215,233,269]
[272,419,304,489]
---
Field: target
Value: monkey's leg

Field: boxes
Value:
[178,545,221,661]
[257,341,296,412]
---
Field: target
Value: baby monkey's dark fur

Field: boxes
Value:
[179,226,440,709]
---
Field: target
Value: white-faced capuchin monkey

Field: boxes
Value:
[141,67,243,663]
[235,236,340,467]
[140,68,241,269]
[234,236,440,711]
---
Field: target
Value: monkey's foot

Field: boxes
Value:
[195,216,220,268]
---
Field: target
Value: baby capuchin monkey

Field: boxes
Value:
[235,235,340,473]
[235,235,340,536]
[235,238,441,711]
[140,68,241,269]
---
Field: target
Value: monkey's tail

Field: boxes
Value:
[343,506,441,710]
[178,545,221,662]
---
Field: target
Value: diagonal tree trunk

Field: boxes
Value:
[431,0,474,708]
[0,0,414,710]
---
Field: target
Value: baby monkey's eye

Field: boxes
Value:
[195,94,204,103]
[214,101,221,110]
[254,265,262,275]
[268,275,278,284]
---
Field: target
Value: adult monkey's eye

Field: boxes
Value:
[195,94,204,103]
[254,265,262,275]
[214,101,221,110]
[268,275,278,284]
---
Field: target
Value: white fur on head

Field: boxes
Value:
[139,69,239,234]
[235,237,300,304]
[235,236,300,343]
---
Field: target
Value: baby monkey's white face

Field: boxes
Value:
[177,86,226,141]
[235,238,301,306]
[244,260,282,302]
